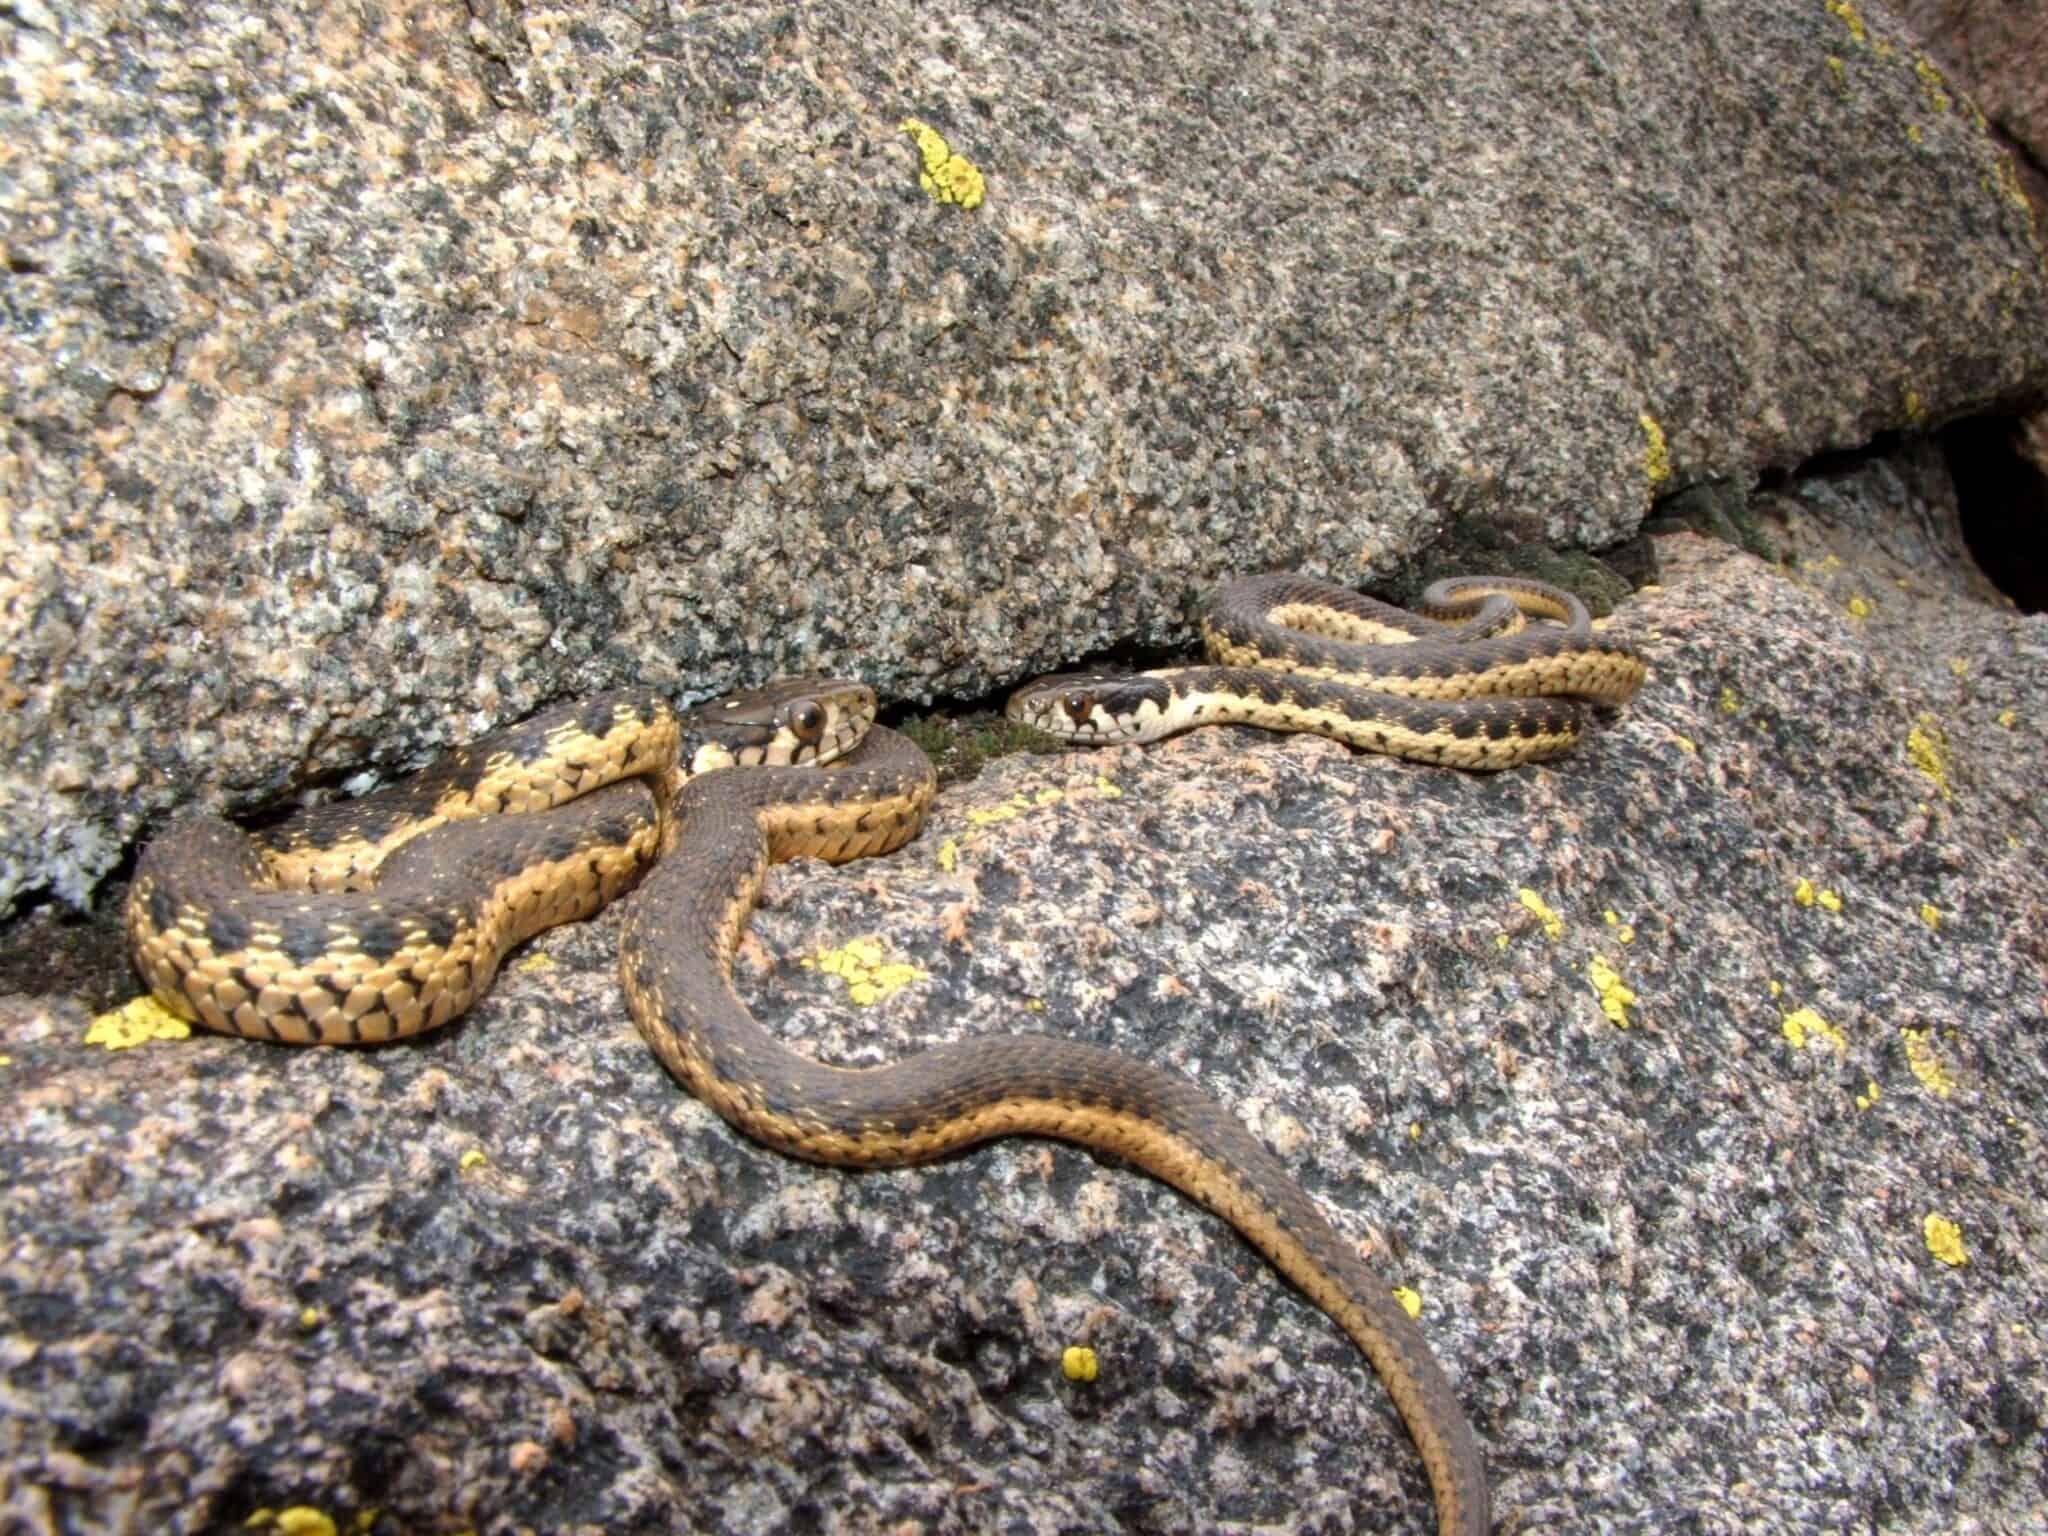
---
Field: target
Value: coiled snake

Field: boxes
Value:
[1006,571,1644,765]
[127,575,1647,1536]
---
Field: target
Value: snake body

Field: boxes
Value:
[616,725,1485,1535]
[118,568,1645,1536]
[1006,572,1644,767]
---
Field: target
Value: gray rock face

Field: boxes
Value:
[1892,0,2048,210]
[4,0,2047,914]
[4,451,2047,1531]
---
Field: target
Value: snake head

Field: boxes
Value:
[683,679,877,770]
[1005,672,1173,743]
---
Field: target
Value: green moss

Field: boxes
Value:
[1644,479,1780,564]
[896,711,1055,785]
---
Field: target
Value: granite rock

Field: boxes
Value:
[3,449,2046,1531]
[5,0,2048,913]
[1891,0,2048,211]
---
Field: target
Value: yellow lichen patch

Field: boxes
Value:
[1998,709,2018,729]
[1902,385,1926,424]
[1768,979,1784,998]
[969,777,1121,830]
[1602,910,1635,944]
[1672,734,1697,754]
[1990,152,2032,214]
[1792,878,1842,912]
[1901,1027,1956,1098]
[273,1513,339,1536]
[299,1306,323,1331]
[1494,933,1510,951]
[1918,903,1941,932]
[1781,1006,1845,1052]
[937,837,960,872]
[802,938,926,1006]
[1922,1213,1967,1267]
[1825,0,1867,46]
[1589,956,1636,1028]
[1914,55,1951,114]
[1855,1080,1880,1110]
[1640,413,1671,487]
[1906,123,1924,147]
[1946,657,1968,678]
[1718,686,1740,714]
[86,996,192,1050]
[1826,54,1847,90]
[1846,594,1872,618]
[899,118,985,210]
[968,792,1043,826]
[515,951,555,974]
[1061,1345,1099,1382]
[460,1148,489,1173]
[1906,716,1953,799]
[1393,1287,1423,1321]
[1516,888,1564,941]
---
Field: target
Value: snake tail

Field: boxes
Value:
[617,730,1488,1536]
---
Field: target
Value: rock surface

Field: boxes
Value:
[1892,0,2048,210]
[5,456,2047,1531]
[5,0,2048,913]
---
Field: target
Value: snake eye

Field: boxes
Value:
[1061,690,1096,723]
[788,700,826,744]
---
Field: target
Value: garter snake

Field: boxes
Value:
[1006,571,1645,767]
[126,662,1497,1536]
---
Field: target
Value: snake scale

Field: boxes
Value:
[127,574,1647,1536]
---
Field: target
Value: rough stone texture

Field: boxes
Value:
[1888,0,2048,510]
[5,454,2048,1531]
[5,0,2048,914]
[1891,0,2048,211]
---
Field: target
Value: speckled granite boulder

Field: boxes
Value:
[1892,0,2048,210]
[4,448,2047,1531]
[4,0,2047,914]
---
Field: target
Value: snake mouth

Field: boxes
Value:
[1005,672,1176,742]
[683,678,877,768]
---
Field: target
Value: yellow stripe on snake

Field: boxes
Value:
[125,576,1647,1536]
[1006,572,1644,767]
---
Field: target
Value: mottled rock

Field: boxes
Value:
[1888,0,2048,519]
[1891,0,2048,210]
[5,0,2048,912]
[4,449,2047,1531]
